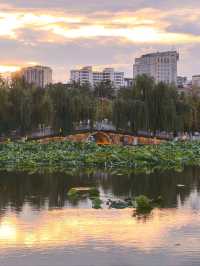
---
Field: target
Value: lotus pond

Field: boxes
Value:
[0,140,200,173]
[1,141,200,266]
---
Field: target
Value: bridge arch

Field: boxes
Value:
[90,131,112,145]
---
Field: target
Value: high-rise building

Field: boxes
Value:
[133,51,179,85]
[70,66,93,86]
[70,66,124,88]
[192,75,200,87]
[102,68,115,83]
[114,71,125,88]
[21,65,52,88]
[92,71,104,85]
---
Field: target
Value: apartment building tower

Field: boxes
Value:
[21,65,52,88]
[133,51,179,85]
[70,66,124,88]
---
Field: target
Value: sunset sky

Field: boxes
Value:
[1,0,200,82]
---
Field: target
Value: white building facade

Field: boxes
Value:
[70,66,124,88]
[21,65,52,88]
[133,51,179,85]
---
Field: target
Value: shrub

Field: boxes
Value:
[92,197,102,209]
[135,195,152,213]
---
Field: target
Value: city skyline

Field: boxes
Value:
[0,1,200,81]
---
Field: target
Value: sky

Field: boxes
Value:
[0,0,200,82]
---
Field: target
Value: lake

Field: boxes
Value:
[0,167,200,266]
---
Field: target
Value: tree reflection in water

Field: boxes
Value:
[0,167,199,215]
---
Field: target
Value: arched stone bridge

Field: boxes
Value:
[39,131,165,145]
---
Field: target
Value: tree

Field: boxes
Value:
[0,88,10,133]
[48,84,73,133]
[8,79,34,133]
[94,80,115,99]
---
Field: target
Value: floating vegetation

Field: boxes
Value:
[67,185,162,211]
[134,195,164,214]
[91,197,102,209]
[89,187,100,198]
[67,186,102,208]
[67,187,100,200]
[135,195,153,213]
[108,200,130,209]
[0,140,200,173]
[67,188,82,200]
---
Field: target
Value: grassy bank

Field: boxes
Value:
[0,141,199,173]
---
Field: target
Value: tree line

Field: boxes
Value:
[113,75,200,135]
[0,75,200,136]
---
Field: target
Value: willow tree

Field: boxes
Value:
[0,88,10,133]
[8,79,36,133]
[95,98,113,122]
[47,84,73,134]
[151,82,177,133]
[67,83,96,130]
[130,100,146,134]
[134,74,155,131]
[112,98,130,130]
[94,80,115,99]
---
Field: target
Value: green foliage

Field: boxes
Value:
[135,195,152,213]
[67,188,80,200]
[0,75,199,136]
[95,99,112,121]
[0,140,200,173]
[113,74,196,134]
[89,187,100,198]
[0,78,97,135]
[67,186,101,207]
[91,197,102,209]
[94,80,115,99]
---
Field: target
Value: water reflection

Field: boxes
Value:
[0,167,199,213]
[0,208,199,252]
[0,168,200,266]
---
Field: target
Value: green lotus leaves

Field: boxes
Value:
[0,140,199,173]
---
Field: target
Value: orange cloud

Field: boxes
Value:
[0,7,200,45]
[0,65,20,73]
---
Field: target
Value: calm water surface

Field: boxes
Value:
[0,168,200,266]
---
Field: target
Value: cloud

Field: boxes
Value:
[0,7,200,46]
[2,0,200,12]
[0,2,199,81]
